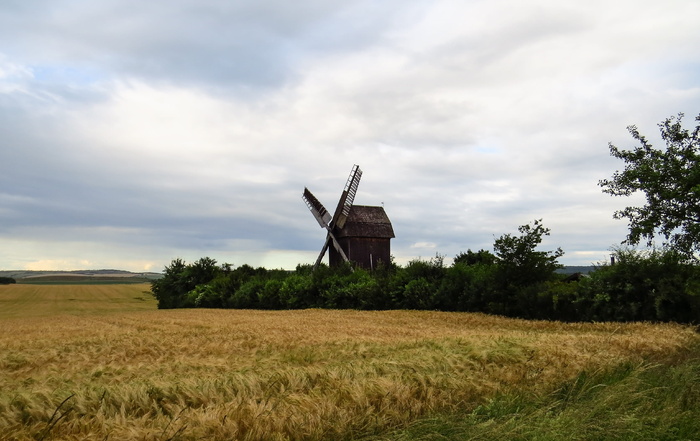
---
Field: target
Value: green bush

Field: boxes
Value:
[577,248,700,322]
[279,273,315,309]
[150,226,699,324]
[390,255,445,309]
[255,278,282,309]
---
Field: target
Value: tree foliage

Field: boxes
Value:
[493,219,564,288]
[454,249,496,266]
[599,113,700,258]
[150,222,700,323]
[575,247,700,322]
[151,257,223,308]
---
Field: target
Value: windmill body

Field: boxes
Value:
[330,205,394,269]
[302,165,395,270]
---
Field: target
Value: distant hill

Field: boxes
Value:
[0,267,595,284]
[557,266,596,275]
[0,269,162,284]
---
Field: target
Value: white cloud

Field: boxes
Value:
[0,55,33,81]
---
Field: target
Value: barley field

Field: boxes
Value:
[0,284,697,440]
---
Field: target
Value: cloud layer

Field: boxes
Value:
[1,0,699,271]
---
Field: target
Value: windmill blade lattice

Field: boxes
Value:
[302,165,362,269]
[302,187,331,229]
[331,165,362,230]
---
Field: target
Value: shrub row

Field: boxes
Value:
[151,248,700,323]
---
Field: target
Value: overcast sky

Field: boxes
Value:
[1,0,699,272]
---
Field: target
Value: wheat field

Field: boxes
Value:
[0,284,697,440]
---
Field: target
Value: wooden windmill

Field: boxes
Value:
[303,165,394,270]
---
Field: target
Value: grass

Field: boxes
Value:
[0,284,698,440]
[371,353,700,440]
[0,283,155,318]
[17,277,156,285]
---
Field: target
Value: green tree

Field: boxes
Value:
[454,249,496,266]
[184,257,222,287]
[151,257,224,309]
[151,258,188,309]
[494,219,564,289]
[599,113,700,259]
[576,247,700,322]
[490,220,563,318]
[390,255,445,309]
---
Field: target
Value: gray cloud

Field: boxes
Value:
[1,0,699,271]
[0,0,408,93]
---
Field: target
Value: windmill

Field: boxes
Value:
[303,165,394,270]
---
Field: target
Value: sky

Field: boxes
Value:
[1,0,699,272]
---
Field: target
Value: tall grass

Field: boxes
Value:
[374,344,700,440]
[1,294,697,441]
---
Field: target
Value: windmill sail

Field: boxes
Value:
[303,186,352,267]
[303,187,332,229]
[331,165,362,230]
[303,165,363,270]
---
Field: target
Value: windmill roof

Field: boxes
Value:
[336,205,395,238]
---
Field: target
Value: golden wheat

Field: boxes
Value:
[0,285,697,440]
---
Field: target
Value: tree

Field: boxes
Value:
[151,258,188,309]
[151,257,223,309]
[489,220,564,318]
[454,249,497,266]
[183,257,222,288]
[577,247,700,322]
[493,219,564,288]
[599,113,700,258]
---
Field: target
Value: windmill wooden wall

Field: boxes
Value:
[329,205,395,270]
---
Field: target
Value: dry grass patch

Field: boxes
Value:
[0,286,697,440]
[0,283,155,318]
